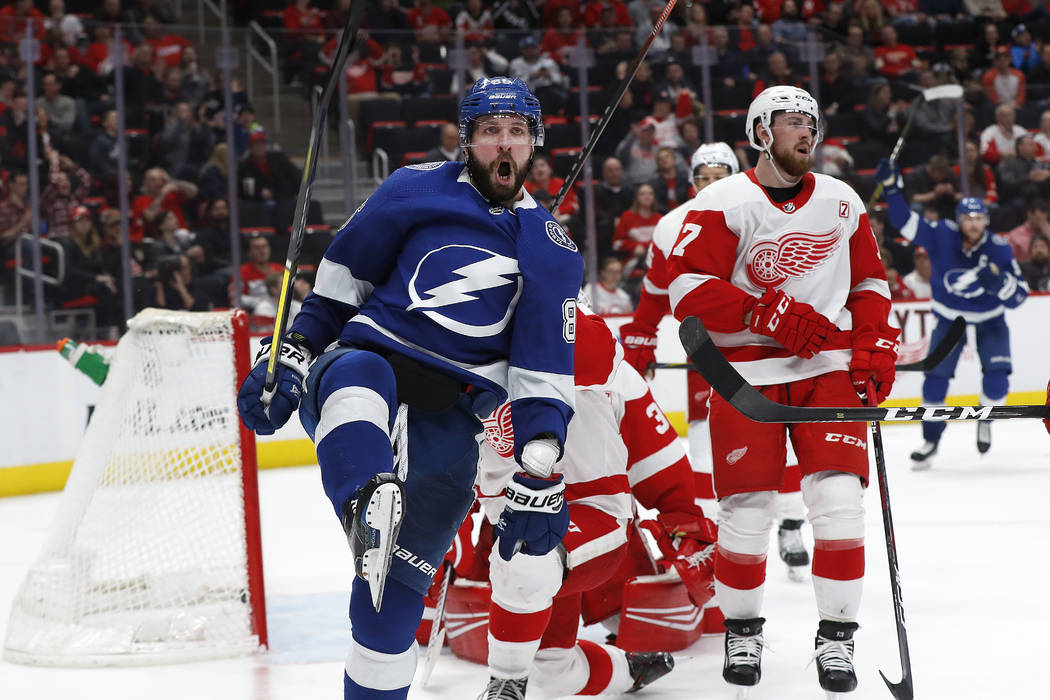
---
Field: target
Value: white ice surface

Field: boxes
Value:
[2,420,1049,699]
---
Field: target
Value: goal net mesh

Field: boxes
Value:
[4,309,263,666]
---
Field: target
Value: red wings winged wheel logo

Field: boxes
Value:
[483,402,515,458]
[745,228,842,290]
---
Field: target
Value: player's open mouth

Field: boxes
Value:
[495,160,513,185]
[797,144,810,156]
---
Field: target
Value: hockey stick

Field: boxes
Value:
[551,0,679,211]
[678,315,1050,423]
[866,84,964,210]
[421,560,452,686]
[650,315,966,373]
[865,378,914,700]
[261,0,365,407]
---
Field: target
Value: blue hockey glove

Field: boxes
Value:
[874,158,903,198]
[976,259,1006,294]
[495,472,569,561]
[237,334,312,435]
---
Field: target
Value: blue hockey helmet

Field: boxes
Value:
[459,77,544,147]
[956,197,988,219]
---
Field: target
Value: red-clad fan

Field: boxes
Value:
[457,306,716,700]
[665,86,896,696]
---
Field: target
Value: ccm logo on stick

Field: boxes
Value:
[825,433,866,449]
[883,406,993,421]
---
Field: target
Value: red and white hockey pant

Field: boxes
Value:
[688,368,804,519]
[487,504,641,696]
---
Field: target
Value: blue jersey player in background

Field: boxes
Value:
[237,77,584,699]
[877,159,1028,469]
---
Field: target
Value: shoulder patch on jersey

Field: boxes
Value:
[405,161,447,171]
[339,197,369,230]
[992,233,1010,246]
[545,220,578,252]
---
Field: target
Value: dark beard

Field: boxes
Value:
[466,151,532,205]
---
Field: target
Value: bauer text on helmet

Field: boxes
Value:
[459,77,544,147]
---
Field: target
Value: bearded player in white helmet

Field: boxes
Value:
[619,141,814,583]
[665,86,898,698]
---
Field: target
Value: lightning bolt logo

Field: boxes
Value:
[407,245,524,337]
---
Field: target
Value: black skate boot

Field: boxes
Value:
[977,420,991,454]
[813,619,859,695]
[909,440,938,471]
[478,676,527,700]
[625,651,675,692]
[341,473,404,612]
[778,519,810,566]
[723,617,765,692]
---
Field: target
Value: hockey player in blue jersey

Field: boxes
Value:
[236,77,584,699]
[876,159,1029,469]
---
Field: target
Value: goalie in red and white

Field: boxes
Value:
[618,140,812,577]
[431,306,718,698]
[665,86,898,696]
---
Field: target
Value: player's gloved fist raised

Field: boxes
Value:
[748,289,835,359]
[494,472,569,561]
[849,322,900,404]
[620,321,659,376]
[237,333,313,435]
[875,158,902,197]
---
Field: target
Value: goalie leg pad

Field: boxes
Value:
[617,574,704,652]
[802,472,865,622]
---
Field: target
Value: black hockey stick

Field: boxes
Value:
[552,0,678,210]
[865,380,914,700]
[678,315,1050,423]
[262,0,365,406]
[651,315,966,373]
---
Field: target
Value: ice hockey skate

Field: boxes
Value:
[478,676,527,700]
[626,651,675,692]
[723,617,765,698]
[977,420,992,454]
[778,519,810,581]
[813,619,858,698]
[342,472,404,612]
[909,440,938,471]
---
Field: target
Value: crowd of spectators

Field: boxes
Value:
[0,0,319,342]
[6,0,1050,338]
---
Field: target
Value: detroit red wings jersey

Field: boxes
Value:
[633,198,697,329]
[667,170,890,385]
[476,310,699,522]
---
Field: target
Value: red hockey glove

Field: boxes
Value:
[620,321,659,376]
[748,289,835,359]
[640,511,718,609]
[849,322,901,404]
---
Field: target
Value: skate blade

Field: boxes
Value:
[787,565,807,582]
[909,459,932,472]
[826,693,849,700]
[360,482,404,612]
[734,687,752,700]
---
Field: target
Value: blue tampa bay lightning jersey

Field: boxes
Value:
[887,199,1028,322]
[290,161,584,457]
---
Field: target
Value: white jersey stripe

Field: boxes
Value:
[899,212,920,242]
[349,314,510,389]
[566,520,629,569]
[849,278,891,298]
[628,441,687,486]
[669,273,719,312]
[643,276,669,295]
[313,257,375,308]
[508,367,575,409]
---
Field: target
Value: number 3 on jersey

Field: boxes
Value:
[671,223,702,258]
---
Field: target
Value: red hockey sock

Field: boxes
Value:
[577,639,615,695]
[714,545,767,590]
[812,538,865,581]
[488,604,552,643]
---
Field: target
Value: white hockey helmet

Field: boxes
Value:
[745,85,823,153]
[690,141,740,176]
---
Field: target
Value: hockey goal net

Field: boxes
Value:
[4,309,267,666]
